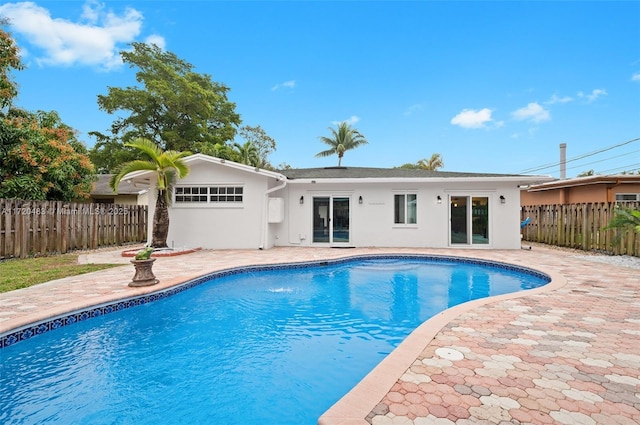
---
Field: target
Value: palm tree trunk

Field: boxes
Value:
[151,189,170,248]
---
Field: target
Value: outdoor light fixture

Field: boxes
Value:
[500,195,506,204]
[299,195,304,205]
[359,196,363,204]
[437,195,442,204]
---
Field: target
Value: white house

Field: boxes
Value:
[131,154,553,250]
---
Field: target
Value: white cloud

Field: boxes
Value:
[578,88,607,102]
[271,80,296,91]
[545,94,573,105]
[144,34,166,50]
[333,115,360,126]
[511,102,550,123]
[633,73,640,82]
[403,103,423,116]
[450,108,493,129]
[0,1,147,70]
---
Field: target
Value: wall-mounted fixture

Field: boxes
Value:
[437,195,442,204]
[358,196,363,204]
[499,195,506,204]
[299,195,304,205]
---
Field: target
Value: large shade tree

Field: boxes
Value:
[237,125,276,168]
[91,42,241,172]
[0,109,95,200]
[110,138,190,248]
[0,18,23,110]
[0,20,94,200]
[315,122,368,166]
[200,125,277,168]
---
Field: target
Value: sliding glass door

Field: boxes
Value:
[312,196,350,244]
[450,196,489,245]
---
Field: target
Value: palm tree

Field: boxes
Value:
[604,206,640,245]
[417,153,444,171]
[232,141,260,166]
[315,122,368,166]
[110,138,190,248]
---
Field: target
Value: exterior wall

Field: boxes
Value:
[166,162,273,249]
[273,180,523,250]
[521,189,561,206]
[610,184,640,202]
[522,183,640,205]
[566,185,608,203]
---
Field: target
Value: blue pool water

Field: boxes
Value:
[0,256,549,425]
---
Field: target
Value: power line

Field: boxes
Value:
[596,163,640,175]
[516,136,640,174]
[563,149,640,173]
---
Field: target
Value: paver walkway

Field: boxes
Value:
[1,245,638,425]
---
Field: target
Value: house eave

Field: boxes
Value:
[121,154,287,184]
[288,176,554,185]
[526,175,640,192]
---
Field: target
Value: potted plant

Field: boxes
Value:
[130,247,159,287]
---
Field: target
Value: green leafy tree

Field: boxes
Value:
[0,109,95,200]
[91,42,241,171]
[200,142,238,162]
[0,20,94,200]
[237,125,276,168]
[577,169,595,177]
[0,18,24,110]
[232,141,260,166]
[397,153,444,171]
[110,138,190,248]
[418,153,444,171]
[88,133,139,174]
[315,122,368,166]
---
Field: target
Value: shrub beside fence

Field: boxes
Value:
[0,199,148,259]
[521,202,640,257]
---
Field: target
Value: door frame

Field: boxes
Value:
[448,194,491,246]
[311,195,352,246]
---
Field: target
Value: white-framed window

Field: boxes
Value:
[210,186,243,202]
[175,186,243,203]
[615,193,640,202]
[394,193,417,224]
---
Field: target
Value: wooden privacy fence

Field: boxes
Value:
[1,199,147,259]
[521,202,640,257]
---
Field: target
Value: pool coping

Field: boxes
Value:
[317,266,567,425]
[0,248,580,425]
[0,254,550,349]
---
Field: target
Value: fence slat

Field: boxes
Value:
[522,201,640,257]
[0,199,148,259]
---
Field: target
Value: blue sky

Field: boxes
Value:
[1,1,639,177]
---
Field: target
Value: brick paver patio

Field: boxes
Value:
[0,245,638,424]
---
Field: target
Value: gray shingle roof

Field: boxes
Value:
[91,174,146,195]
[279,167,523,180]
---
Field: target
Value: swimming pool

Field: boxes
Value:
[0,255,549,424]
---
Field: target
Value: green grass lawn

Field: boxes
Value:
[0,255,120,293]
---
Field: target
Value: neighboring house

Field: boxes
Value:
[89,174,149,205]
[521,175,640,206]
[126,154,552,250]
